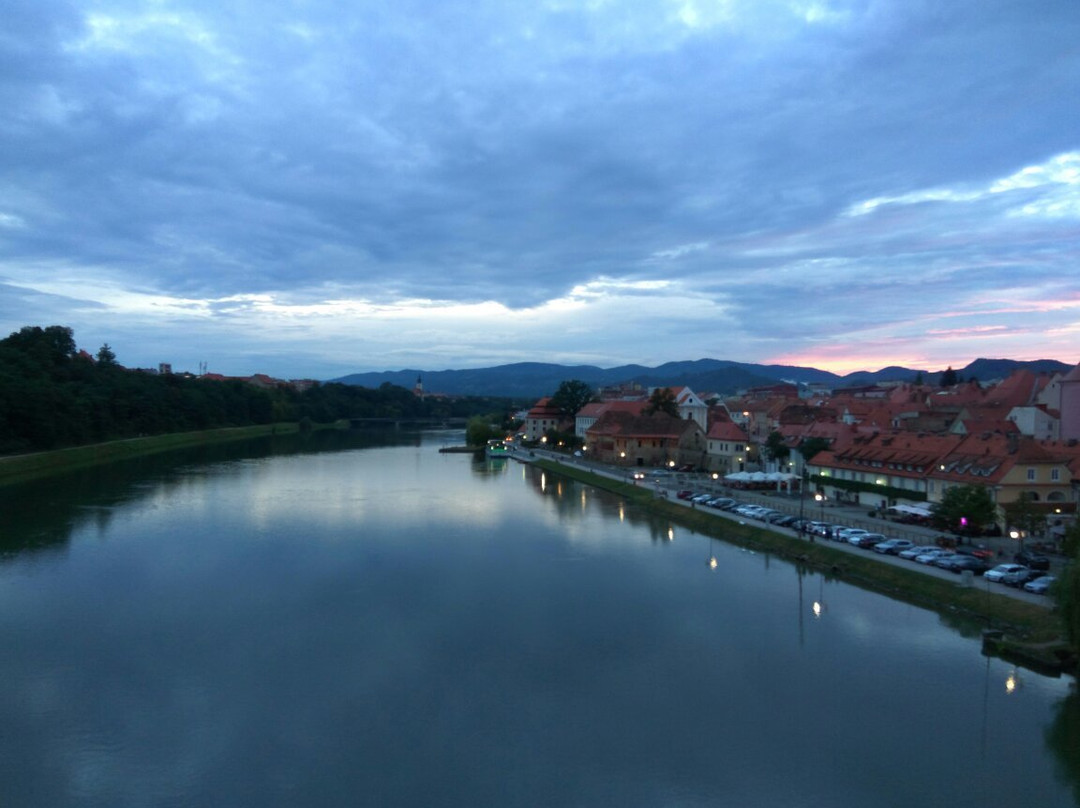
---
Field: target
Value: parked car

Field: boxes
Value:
[772,514,798,527]
[1001,567,1040,587]
[706,497,735,509]
[855,533,888,549]
[873,539,914,555]
[916,548,952,564]
[898,544,937,560]
[984,563,1028,583]
[1023,576,1056,595]
[938,555,989,575]
[676,490,695,500]
[1014,551,1051,571]
[837,528,870,543]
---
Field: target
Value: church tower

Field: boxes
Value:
[413,375,424,400]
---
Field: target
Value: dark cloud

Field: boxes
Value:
[1,0,1078,377]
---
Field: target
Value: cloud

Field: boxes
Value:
[1,0,1079,377]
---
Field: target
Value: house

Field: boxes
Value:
[575,400,646,439]
[704,419,751,474]
[524,397,566,441]
[807,431,964,511]
[585,411,706,468]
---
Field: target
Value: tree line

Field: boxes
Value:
[0,326,523,455]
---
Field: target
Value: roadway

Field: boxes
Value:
[519,448,1055,607]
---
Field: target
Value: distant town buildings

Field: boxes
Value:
[524,363,1080,536]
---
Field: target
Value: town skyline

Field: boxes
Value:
[2,1,1078,379]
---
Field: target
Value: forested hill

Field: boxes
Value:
[333,357,1074,398]
[0,326,520,455]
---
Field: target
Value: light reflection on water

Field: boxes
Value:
[0,431,1075,808]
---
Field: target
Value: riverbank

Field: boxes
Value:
[0,422,338,486]
[533,458,1075,673]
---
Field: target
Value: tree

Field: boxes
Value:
[764,430,790,465]
[644,387,679,418]
[96,344,118,367]
[931,484,997,536]
[1055,521,1080,651]
[940,366,959,387]
[797,436,830,463]
[465,415,500,448]
[550,379,595,417]
[1003,492,1046,540]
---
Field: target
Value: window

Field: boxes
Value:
[1051,468,1060,482]
[1026,468,1036,482]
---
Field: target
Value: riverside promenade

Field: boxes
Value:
[518,447,1055,607]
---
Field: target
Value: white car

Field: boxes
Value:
[984,563,1028,583]
[898,544,936,560]
[915,548,952,564]
[837,528,869,544]
[1023,576,1055,595]
[873,539,915,555]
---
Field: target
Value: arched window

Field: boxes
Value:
[1024,491,1041,502]
[1047,491,1066,502]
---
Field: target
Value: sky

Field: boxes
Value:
[2,0,1079,380]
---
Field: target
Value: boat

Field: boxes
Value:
[486,439,512,458]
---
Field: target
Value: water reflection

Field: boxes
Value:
[0,429,430,563]
[1,437,1077,807]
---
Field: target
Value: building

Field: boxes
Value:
[585,411,706,468]
[524,397,566,441]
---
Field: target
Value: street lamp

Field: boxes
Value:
[815,492,825,522]
[1009,528,1026,553]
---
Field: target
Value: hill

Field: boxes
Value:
[331,357,1073,398]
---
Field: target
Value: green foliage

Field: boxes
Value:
[96,344,118,367]
[0,324,525,455]
[1055,561,1080,649]
[644,387,680,418]
[1062,520,1080,558]
[940,366,959,387]
[550,379,595,417]
[764,430,790,463]
[1003,492,1047,538]
[1055,522,1080,651]
[1044,687,1080,804]
[797,436,830,462]
[465,416,501,447]
[931,484,997,534]
[542,427,581,450]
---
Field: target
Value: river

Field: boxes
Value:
[0,430,1076,807]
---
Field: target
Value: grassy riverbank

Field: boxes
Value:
[0,422,329,486]
[535,459,1071,665]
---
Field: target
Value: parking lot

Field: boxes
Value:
[532,452,1059,607]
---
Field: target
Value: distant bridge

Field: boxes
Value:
[347,417,468,430]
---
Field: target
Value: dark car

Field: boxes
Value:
[1014,551,1051,571]
[946,555,990,575]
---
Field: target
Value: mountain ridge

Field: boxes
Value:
[330,357,1073,399]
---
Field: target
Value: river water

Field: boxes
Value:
[0,430,1076,807]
